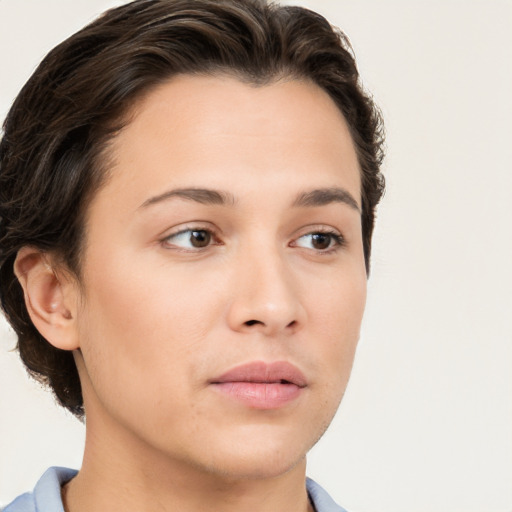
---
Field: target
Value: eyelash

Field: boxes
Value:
[161,226,221,251]
[160,226,345,254]
[292,230,345,254]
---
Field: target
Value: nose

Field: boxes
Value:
[226,246,306,337]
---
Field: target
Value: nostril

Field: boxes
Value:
[245,319,262,326]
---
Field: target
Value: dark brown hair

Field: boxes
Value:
[0,0,385,418]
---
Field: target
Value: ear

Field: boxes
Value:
[14,247,80,351]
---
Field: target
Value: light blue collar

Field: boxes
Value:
[4,467,348,512]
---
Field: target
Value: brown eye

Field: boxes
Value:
[189,230,211,248]
[163,228,215,249]
[294,231,344,252]
[310,233,332,250]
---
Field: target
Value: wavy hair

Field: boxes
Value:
[0,0,385,418]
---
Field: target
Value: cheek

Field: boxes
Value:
[312,265,366,338]
[75,258,216,405]
[76,246,239,392]
[82,252,219,339]
[307,269,366,389]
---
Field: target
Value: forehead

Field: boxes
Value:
[94,74,361,211]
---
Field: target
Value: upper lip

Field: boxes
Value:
[211,361,307,387]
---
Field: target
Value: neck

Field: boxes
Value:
[63,410,314,512]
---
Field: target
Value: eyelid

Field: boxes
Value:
[290,225,346,252]
[292,224,344,239]
[158,222,345,253]
[158,220,218,238]
[159,223,222,250]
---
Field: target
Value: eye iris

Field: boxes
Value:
[190,230,211,248]
[311,233,331,250]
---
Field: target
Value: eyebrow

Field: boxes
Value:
[139,186,359,212]
[140,187,236,208]
[292,187,360,212]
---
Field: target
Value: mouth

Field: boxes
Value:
[210,361,307,410]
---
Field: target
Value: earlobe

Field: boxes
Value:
[14,247,80,351]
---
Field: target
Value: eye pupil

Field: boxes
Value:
[190,230,211,248]
[311,233,331,250]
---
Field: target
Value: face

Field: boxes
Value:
[73,75,367,479]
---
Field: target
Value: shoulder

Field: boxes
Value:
[306,477,350,512]
[3,467,78,512]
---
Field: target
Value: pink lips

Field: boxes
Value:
[210,361,307,409]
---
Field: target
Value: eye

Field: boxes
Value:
[293,231,344,252]
[163,228,215,250]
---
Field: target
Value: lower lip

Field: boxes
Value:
[212,382,303,409]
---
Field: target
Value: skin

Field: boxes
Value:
[16,75,367,512]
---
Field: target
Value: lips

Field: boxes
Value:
[210,361,307,409]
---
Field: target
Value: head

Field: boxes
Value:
[0,0,384,468]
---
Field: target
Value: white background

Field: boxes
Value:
[1,1,511,511]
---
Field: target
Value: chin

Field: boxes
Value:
[191,427,314,481]
[204,449,307,481]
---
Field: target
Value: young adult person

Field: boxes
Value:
[0,1,385,511]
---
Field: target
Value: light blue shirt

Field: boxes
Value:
[3,467,348,512]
